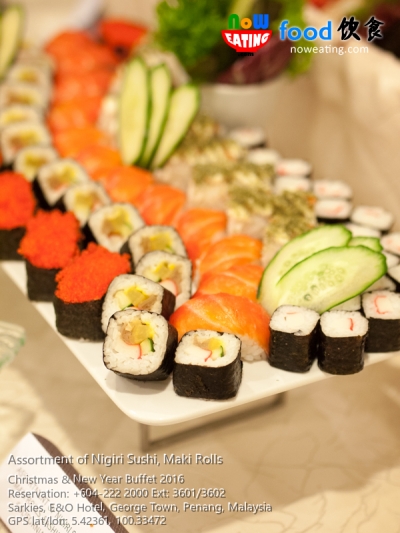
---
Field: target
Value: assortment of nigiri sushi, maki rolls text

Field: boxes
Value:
[2,6,400,402]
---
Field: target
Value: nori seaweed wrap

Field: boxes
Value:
[103,309,178,381]
[54,295,105,341]
[317,310,368,374]
[173,330,242,400]
[268,305,320,373]
[362,290,400,352]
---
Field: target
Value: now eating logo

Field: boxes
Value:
[221,14,272,55]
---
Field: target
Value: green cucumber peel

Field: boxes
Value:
[140,64,171,168]
[150,83,200,170]
[276,245,387,314]
[0,6,24,80]
[258,225,352,314]
[118,57,150,165]
[348,236,382,252]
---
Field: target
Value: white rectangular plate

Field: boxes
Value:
[2,262,396,426]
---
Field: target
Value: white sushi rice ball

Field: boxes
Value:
[175,330,241,368]
[345,223,381,238]
[276,159,312,177]
[383,251,400,269]
[64,182,110,226]
[228,127,266,149]
[274,176,311,194]
[0,104,42,131]
[363,276,395,293]
[315,199,352,221]
[331,295,361,312]
[0,120,51,164]
[247,148,281,168]
[0,82,48,110]
[38,159,89,206]
[381,233,400,256]
[270,305,319,336]
[362,290,400,319]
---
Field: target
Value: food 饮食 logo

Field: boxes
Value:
[221,14,272,55]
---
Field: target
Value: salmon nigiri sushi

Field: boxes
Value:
[196,264,263,302]
[136,184,186,226]
[169,293,270,361]
[199,235,262,278]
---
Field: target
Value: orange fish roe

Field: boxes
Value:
[0,172,36,229]
[55,243,130,303]
[18,210,81,269]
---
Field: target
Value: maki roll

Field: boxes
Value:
[173,330,242,400]
[268,305,320,373]
[318,310,368,374]
[0,172,36,260]
[103,309,178,381]
[86,203,145,253]
[0,104,42,131]
[381,233,400,256]
[274,176,311,194]
[387,264,400,292]
[14,145,58,182]
[350,206,394,234]
[313,180,352,200]
[362,290,400,352]
[124,225,187,267]
[332,295,361,311]
[0,82,47,110]
[135,251,192,308]
[228,127,266,149]
[383,251,400,269]
[18,210,81,301]
[364,275,395,293]
[6,63,51,98]
[34,159,89,210]
[0,120,51,167]
[315,199,352,224]
[101,274,176,332]
[276,159,312,177]
[345,222,381,238]
[54,244,131,341]
[63,182,110,227]
[247,148,280,168]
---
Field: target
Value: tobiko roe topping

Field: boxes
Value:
[18,210,81,269]
[0,172,36,229]
[55,243,131,303]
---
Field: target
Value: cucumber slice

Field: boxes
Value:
[140,338,154,356]
[258,225,352,314]
[140,64,171,168]
[276,246,387,314]
[118,58,150,165]
[349,236,382,252]
[0,6,24,80]
[150,84,200,170]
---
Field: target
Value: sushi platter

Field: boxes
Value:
[2,261,395,426]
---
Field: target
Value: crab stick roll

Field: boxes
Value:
[0,121,51,166]
[34,159,89,210]
[174,330,242,400]
[315,199,352,224]
[332,295,361,312]
[102,274,176,332]
[228,127,266,149]
[14,145,58,183]
[86,203,145,253]
[247,148,280,168]
[351,206,394,234]
[276,159,312,177]
[345,223,381,238]
[381,233,400,257]
[364,276,395,293]
[63,182,110,227]
[268,306,319,373]
[135,251,192,309]
[124,225,187,267]
[318,311,368,374]
[362,291,400,352]
[103,309,178,381]
[383,252,400,269]
[387,265,400,292]
[313,180,352,200]
[274,176,311,194]
[0,104,42,131]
